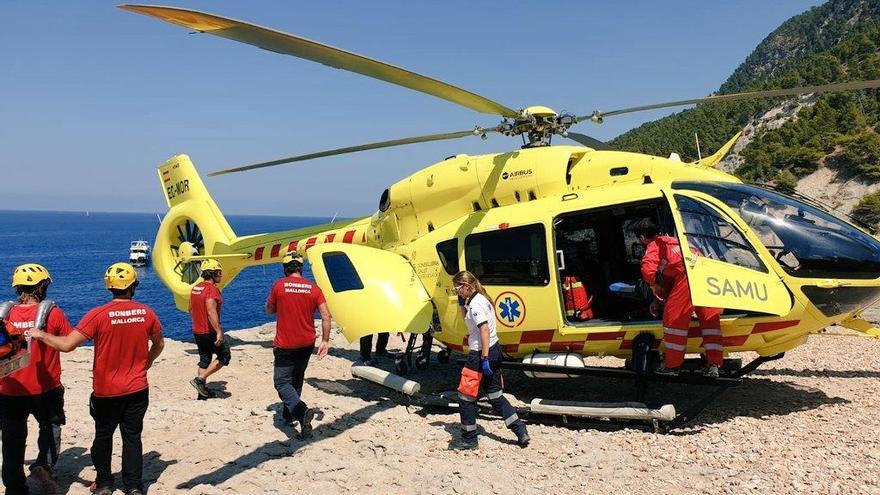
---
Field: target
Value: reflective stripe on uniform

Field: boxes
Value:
[458,392,477,402]
[702,328,721,336]
[486,389,503,400]
[664,327,689,337]
[665,342,687,351]
[504,413,519,426]
[704,343,723,351]
[461,424,477,432]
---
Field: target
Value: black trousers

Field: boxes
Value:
[0,387,65,495]
[90,388,149,492]
[359,333,389,360]
[273,346,313,418]
[458,343,525,440]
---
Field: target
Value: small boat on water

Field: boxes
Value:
[129,240,150,267]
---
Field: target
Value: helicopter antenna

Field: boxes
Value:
[695,132,702,161]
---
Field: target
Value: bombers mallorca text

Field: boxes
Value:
[109,308,148,325]
[284,281,313,294]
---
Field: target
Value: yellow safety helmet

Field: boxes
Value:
[104,262,138,290]
[200,259,222,272]
[282,252,304,265]
[12,264,52,287]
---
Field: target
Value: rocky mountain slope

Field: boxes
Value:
[611,0,880,227]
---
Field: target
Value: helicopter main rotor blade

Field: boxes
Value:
[208,128,497,176]
[581,79,880,122]
[120,5,519,118]
[564,132,612,150]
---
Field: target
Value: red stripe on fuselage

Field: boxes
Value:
[586,331,626,341]
[549,341,586,352]
[343,230,355,243]
[270,244,281,258]
[519,329,555,344]
[753,320,800,333]
[254,247,264,261]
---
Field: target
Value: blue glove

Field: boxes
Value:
[457,295,466,306]
[481,358,493,376]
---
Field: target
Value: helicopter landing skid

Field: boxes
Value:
[496,351,785,433]
[430,348,785,433]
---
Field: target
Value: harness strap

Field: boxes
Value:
[34,300,56,330]
[0,301,13,321]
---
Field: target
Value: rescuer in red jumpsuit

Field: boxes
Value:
[633,219,723,378]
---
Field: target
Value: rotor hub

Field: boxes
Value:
[497,106,578,147]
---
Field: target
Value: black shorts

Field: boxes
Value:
[194,332,231,369]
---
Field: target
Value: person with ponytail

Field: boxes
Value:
[452,270,529,450]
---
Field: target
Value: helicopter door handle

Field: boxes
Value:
[556,250,565,271]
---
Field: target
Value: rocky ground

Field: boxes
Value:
[9,311,880,495]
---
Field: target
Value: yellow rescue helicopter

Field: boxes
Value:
[124,5,880,429]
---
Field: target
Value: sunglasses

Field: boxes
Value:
[454,284,469,291]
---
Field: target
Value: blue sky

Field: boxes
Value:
[1,1,824,216]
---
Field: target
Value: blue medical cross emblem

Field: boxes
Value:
[499,297,521,323]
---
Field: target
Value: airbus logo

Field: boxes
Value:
[501,169,533,180]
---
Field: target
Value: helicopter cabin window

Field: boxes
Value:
[674,195,766,273]
[321,252,364,292]
[554,199,674,324]
[464,224,549,286]
[435,239,460,276]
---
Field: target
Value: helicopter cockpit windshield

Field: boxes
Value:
[673,182,880,280]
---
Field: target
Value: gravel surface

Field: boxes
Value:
[8,315,880,494]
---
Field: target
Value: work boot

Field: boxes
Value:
[455,436,479,450]
[281,405,293,425]
[29,465,60,494]
[190,377,210,398]
[702,364,720,378]
[516,430,530,448]
[299,408,315,439]
[654,365,680,377]
[126,489,144,495]
[292,402,314,439]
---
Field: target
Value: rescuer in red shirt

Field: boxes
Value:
[266,252,331,438]
[189,259,230,399]
[634,219,723,378]
[0,264,72,495]
[29,262,165,495]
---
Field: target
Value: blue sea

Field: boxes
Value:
[0,210,330,341]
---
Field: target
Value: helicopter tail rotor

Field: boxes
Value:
[154,155,244,310]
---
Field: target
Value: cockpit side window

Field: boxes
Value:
[465,224,549,286]
[436,238,460,276]
[674,195,767,273]
[673,182,880,279]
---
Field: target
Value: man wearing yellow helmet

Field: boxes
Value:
[1,264,73,495]
[266,251,331,438]
[189,259,230,399]
[29,262,165,495]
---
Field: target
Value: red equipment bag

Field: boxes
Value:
[457,366,482,399]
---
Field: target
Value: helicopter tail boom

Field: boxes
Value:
[154,154,373,311]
